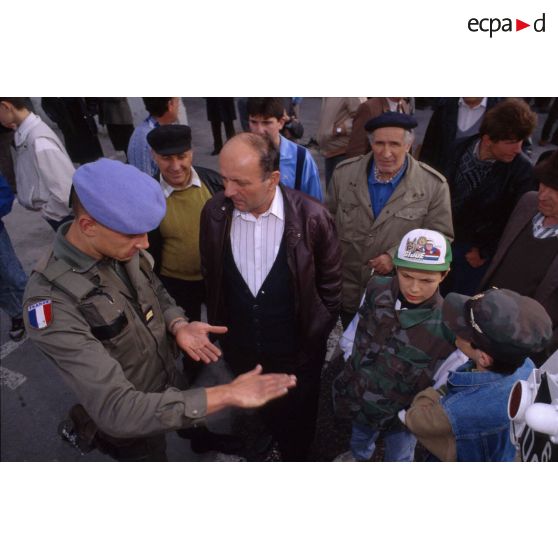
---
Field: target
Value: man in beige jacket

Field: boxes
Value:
[317,97,366,189]
[327,112,453,325]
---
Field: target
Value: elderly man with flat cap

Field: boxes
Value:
[23,159,296,461]
[327,111,454,326]
[146,124,222,324]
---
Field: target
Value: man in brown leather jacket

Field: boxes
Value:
[200,133,342,461]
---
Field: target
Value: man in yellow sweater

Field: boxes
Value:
[147,125,222,323]
[147,125,238,455]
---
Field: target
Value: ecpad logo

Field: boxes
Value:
[468,13,546,37]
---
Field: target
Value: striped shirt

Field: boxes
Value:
[532,212,558,239]
[230,187,285,297]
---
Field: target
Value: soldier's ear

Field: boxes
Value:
[78,214,98,237]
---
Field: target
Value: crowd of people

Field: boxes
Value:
[1,96,557,462]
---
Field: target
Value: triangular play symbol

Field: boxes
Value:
[516,19,530,31]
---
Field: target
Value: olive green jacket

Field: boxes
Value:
[23,225,207,439]
[327,153,454,316]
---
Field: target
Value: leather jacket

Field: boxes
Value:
[200,185,342,356]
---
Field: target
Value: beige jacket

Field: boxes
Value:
[317,97,366,158]
[327,153,453,315]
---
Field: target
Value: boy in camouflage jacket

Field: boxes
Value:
[333,229,455,461]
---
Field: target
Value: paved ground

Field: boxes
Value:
[0,97,553,461]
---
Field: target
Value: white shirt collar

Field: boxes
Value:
[458,97,487,110]
[160,166,201,198]
[14,113,41,146]
[232,186,284,222]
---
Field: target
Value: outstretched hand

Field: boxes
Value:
[229,365,297,408]
[174,321,228,363]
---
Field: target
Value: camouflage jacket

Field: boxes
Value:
[333,275,455,431]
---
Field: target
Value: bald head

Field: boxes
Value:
[221,133,280,180]
[219,133,281,216]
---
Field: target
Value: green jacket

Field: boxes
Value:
[333,275,455,432]
[23,224,207,439]
[327,153,453,316]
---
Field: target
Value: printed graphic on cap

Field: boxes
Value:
[402,235,444,263]
[27,299,53,329]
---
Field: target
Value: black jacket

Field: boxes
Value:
[200,185,342,356]
[419,97,501,174]
[445,134,535,257]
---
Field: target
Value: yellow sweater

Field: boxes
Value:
[159,183,212,281]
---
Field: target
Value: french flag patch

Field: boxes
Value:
[27,300,53,329]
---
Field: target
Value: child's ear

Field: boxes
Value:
[440,269,450,282]
[478,350,493,369]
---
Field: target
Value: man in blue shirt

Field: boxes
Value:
[127,98,180,177]
[247,98,323,201]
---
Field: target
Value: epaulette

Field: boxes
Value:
[335,154,366,169]
[39,258,98,302]
[416,161,447,182]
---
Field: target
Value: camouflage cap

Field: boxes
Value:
[443,289,553,362]
[393,228,452,272]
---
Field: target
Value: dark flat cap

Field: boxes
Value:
[364,111,418,133]
[73,158,166,234]
[443,289,552,366]
[534,149,558,191]
[147,124,192,155]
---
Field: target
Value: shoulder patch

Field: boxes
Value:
[27,299,53,329]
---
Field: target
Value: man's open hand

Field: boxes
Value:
[174,321,228,363]
[229,365,297,408]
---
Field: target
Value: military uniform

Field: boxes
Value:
[333,274,455,432]
[24,223,206,459]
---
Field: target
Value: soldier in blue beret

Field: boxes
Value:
[23,158,296,461]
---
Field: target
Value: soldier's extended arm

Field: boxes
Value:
[25,294,208,438]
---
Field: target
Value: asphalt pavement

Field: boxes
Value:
[0,97,553,461]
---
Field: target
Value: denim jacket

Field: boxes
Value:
[442,359,534,461]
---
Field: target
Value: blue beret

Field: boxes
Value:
[364,111,418,132]
[73,159,166,234]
